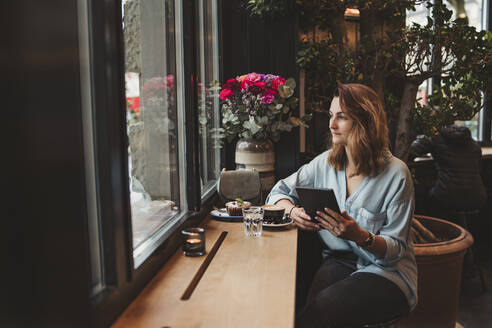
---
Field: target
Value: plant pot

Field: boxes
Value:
[235,138,275,201]
[398,215,474,328]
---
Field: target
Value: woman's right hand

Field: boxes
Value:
[290,207,320,232]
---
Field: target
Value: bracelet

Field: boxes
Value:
[289,206,297,217]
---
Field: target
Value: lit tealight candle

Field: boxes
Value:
[186,238,202,245]
[182,228,206,257]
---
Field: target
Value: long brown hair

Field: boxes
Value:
[328,83,390,177]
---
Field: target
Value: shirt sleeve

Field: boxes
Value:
[375,198,415,267]
[265,155,320,206]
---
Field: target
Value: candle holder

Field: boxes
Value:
[182,227,206,257]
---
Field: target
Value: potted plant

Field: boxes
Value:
[213,72,311,193]
[246,0,491,162]
[402,215,474,328]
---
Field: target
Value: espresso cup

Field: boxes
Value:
[262,205,285,224]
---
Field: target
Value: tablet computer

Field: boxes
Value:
[296,187,341,222]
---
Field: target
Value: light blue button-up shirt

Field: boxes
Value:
[266,150,418,309]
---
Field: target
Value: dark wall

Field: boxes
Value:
[220,0,300,179]
[2,0,90,326]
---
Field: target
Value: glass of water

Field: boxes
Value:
[242,206,264,237]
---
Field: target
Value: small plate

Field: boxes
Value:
[210,208,242,222]
[263,217,293,228]
[211,208,293,227]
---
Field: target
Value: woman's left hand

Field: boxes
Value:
[315,208,367,244]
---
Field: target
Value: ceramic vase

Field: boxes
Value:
[235,138,275,201]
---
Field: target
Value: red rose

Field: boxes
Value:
[227,78,240,90]
[253,82,266,89]
[271,79,284,90]
[219,88,234,100]
[240,80,253,90]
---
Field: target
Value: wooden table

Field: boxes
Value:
[112,218,298,328]
[412,146,492,163]
[482,146,492,158]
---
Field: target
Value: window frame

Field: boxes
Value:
[197,0,222,201]
[482,0,492,146]
[84,0,221,326]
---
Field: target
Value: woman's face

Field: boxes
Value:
[329,97,354,145]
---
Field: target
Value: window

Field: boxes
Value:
[119,0,221,267]
[78,0,221,324]
[406,0,490,141]
[122,0,188,268]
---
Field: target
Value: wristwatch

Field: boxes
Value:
[358,231,375,248]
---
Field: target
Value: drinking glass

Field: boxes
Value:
[242,206,264,237]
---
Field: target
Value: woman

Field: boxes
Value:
[266,83,417,327]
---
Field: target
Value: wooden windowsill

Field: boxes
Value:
[112,217,298,328]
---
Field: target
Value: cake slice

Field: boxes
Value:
[225,199,252,216]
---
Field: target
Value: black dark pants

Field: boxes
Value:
[296,256,410,328]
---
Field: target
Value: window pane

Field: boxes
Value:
[461,112,480,139]
[406,1,429,26]
[123,0,181,251]
[407,0,487,141]
[443,0,486,141]
[443,0,484,29]
[197,0,220,196]
[407,1,485,29]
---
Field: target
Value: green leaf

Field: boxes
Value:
[284,77,296,89]
[278,85,294,98]
[289,116,308,127]
[242,116,261,135]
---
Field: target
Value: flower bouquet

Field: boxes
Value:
[213,72,310,145]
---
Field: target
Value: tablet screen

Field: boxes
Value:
[296,187,341,220]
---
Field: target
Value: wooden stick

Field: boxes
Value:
[411,226,425,244]
[413,218,440,243]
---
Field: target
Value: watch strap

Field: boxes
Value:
[358,231,375,248]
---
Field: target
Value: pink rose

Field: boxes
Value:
[246,72,260,82]
[237,74,248,82]
[219,88,234,100]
